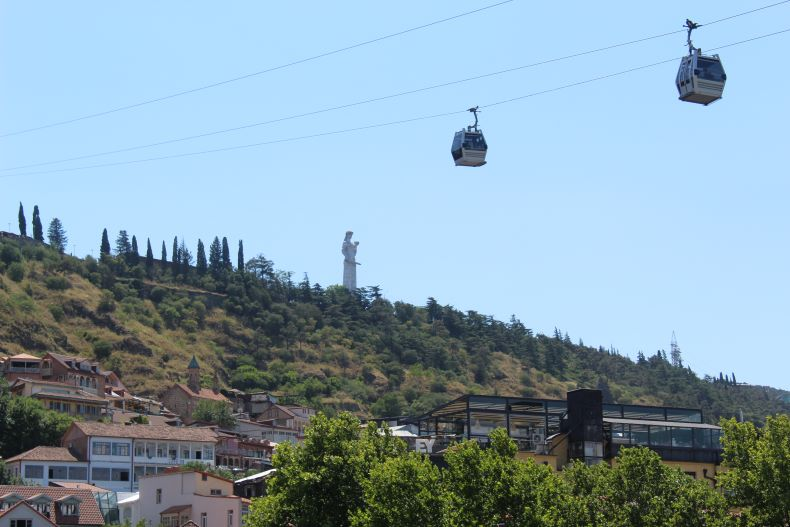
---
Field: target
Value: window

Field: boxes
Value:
[182,446,191,459]
[92,467,111,481]
[203,445,214,460]
[201,513,207,527]
[60,502,79,516]
[228,509,234,527]
[111,468,130,481]
[112,442,130,456]
[24,465,43,479]
[210,489,222,495]
[49,465,68,479]
[156,443,166,458]
[68,466,87,480]
[156,488,162,504]
[135,443,145,457]
[11,520,32,527]
[93,441,111,455]
[201,474,208,481]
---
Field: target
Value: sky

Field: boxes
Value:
[1,1,788,390]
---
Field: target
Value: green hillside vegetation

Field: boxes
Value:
[0,231,788,423]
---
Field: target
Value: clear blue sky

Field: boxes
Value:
[1,1,788,390]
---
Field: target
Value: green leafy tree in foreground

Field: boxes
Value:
[719,414,790,527]
[0,380,74,459]
[192,399,235,428]
[248,413,406,527]
[47,218,67,253]
[17,202,26,237]
[32,205,43,241]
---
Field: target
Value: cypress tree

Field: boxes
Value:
[130,235,140,265]
[179,239,192,276]
[209,236,222,277]
[237,240,245,272]
[196,239,207,276]
[32,205,43,242]
[221,237,231,270]
[100,228,111,256]
[47,218,67,253]
[172,236,180,275]
[161,240,167,264]
[17,203,27,237]
[145,238,154,268]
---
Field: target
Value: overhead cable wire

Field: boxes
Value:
[0,0,515,139]
[2,27,788,180]
[3,0,788,172]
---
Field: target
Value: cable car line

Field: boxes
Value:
[4,1,787,173]
[1,26,788,180]
[0,0,515,139]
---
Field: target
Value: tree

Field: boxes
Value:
[247,413,405,527]
[179,239,193,275]
[100,228,111,256]
[47,218,67,253]
[32,205,43,241]
[192,400,235,428]
[145,238,154,268]
[222,236,231,270]
[209,236,222,277]
[196,239,207,276]
[172,236,180,275]
[0,460,22,485]
[350,452,442,527]
[720,415,790,526]
[0,380,73,459]
[161,240,167,263]
[237,240,245,272]
[17,202,26,237]
[130,235,140,265]
[115,230,131,256]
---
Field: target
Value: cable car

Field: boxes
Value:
[451,107,487,167]
[676,20,726,105]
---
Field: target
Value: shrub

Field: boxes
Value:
[44,275,71,290]
[97,292,116,313]
[0,244,21,265]
[49,304,65,322]
[93,340,113,360]
[7,262,25,282]
[149,287,167,303]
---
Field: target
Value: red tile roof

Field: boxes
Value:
[0,486,104,526]
[5,446,79,463]
[69,421,217,442]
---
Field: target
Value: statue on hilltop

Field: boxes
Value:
[342,231,360,291]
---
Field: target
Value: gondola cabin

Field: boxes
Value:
[676,49,726,105]
[451,128,488,167]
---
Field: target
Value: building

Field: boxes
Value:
[233,469,276,499]
[125,469,249,527]
[215,433,274,471]
[408,389,724,482]
[60,422,217,492]
[234,419,300,444]
[160,356,230,423]
[9,378,108,421]
[256,403,314,436]
[0,486,105,527]
[1,352,118,399]
[4,447,88,487]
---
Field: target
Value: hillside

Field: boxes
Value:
[0,232,788,424]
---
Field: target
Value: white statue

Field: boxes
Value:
[342,231,360,291]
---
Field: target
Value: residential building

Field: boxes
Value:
[0,486,104,527]
[4,448,88,487]
[233,419,299,444]
[160,357,230,423]
[215,434,274,471]
[256,403,314,436]
[128,469,249,527]
[408,389,724,483]
[9,379,108,421]
[233,469,276,499]
[60,422,217,492]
